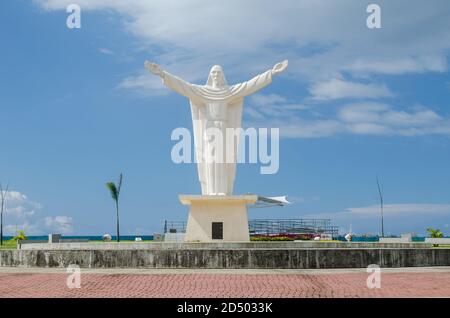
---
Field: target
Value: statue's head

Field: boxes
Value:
[206,65,228,88]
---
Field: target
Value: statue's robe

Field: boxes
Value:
[161,70,272,195]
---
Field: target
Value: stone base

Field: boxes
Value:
[179,195,257,242]
[2,248,449,268]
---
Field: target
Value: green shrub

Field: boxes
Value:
[427,228,444,238]
[250,236,294,241]
[13,230,27,241]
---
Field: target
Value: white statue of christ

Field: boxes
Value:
[145,60,288,195]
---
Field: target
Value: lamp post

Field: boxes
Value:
[376,176,385,238]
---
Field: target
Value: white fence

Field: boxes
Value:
[425,238,450,244]
[164,233,185,242]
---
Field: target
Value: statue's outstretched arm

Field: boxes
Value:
[232,60,288,98]
[144,61,196,98]
[144,61,164,77]
[271,60,288,76]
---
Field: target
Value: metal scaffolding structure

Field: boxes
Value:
[248,218,339,236]
[164,218,339,236]
[164,221,187,234]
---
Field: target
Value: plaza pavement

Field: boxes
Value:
[0,267,449,298]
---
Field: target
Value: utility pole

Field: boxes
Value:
[0,182,10,246]
[376,176,385,238]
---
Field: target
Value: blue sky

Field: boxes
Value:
[0,0,449,236]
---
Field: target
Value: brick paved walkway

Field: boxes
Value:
[0,270,449,297]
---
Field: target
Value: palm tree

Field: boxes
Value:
[427,228,444,238]
[376,176,385,238]
[106,173,123,242]
[13,230,27,242]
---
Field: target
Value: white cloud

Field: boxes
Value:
[310,79,393,100]
[343,203,450,217]
[118,71,169,96]
[302,203,450,235]
[338,103,389,123]
[44,216,74,234]
[338,103,450,136]
[246,93,308,119]
[98,48,115,55]
[248,117,344,139]
[34,1,450,138]
[278,119,343,139]
[4,217,74,236]
[4,222,40,236]
[348,56,448,75]
[245,94,345,138]
[247,96,450,138]
[2,191,41,218]
[251,94,287,106]
[34,0,450,90]
[1,190,74,235]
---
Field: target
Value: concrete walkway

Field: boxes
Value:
[0,267,449,298]
[1,266,450,275]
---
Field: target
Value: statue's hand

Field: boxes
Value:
[272,60,288,75]
[144,61,163,76]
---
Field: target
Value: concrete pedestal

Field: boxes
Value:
[179,195,257,242]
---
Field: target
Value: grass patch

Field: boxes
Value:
[1,240,155,248]
[0,240,17,250]
[88,240,153,243]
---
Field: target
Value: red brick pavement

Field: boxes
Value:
[0,272,449,298]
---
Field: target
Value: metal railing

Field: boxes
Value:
[164,221,187,234]
[164,218,339,236]
[248,218,339,236]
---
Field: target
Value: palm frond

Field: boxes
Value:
[106,182,118,201]
[427,227,444,238]
[117,173,123,195]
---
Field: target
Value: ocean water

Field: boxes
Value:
[3,235,438,242]
[333,236,427,242]
[3,235,154,241]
